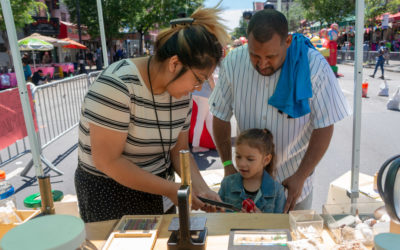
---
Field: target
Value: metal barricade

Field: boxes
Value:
[0,71,102,175]
[87,71,101,86]
[0,136,30,168]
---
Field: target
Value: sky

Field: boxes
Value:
[203,0,254,31]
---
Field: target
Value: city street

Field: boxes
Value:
[2,63,400,212]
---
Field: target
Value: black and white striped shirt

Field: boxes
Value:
[78,59,192,177]
[209,44,351,202]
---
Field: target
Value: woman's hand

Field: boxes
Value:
[192,188,224,212]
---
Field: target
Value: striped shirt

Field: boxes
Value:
[78,59,192,177]
[209,44,351,202]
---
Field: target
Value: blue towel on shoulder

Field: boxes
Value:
[268,33,315,118]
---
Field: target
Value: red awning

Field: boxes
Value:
[61,38,87,49]
[391,12,400,21]
[377,12,400,22]
[57,21,91,41]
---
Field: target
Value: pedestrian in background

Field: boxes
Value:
[22,57,32,81]
[370,41,386,79]
[32,69,48,86]
[96,47,103,70]
[0,68,10,89]
[86,51,94,70]
[78,52,87,74]
[42,51,52,64]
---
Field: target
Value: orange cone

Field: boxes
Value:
[362,81,368,98]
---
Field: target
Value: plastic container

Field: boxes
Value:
[322,201,385,243]
[0,170,16,208]
[0,170,20,224]
[289,210,324,240]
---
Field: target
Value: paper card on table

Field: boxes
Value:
[228,229,291,250]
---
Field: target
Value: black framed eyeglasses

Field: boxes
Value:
[188,67,206,88]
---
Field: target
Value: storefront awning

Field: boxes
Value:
[61,38,88,49]
[57,21,91,41]
[377,12,400,22]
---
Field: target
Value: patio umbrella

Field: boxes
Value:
[25,33,70,64]
[62,38,88,49]
[18,37,54,69]
[26,33,70,46]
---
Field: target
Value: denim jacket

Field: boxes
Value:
[218,170,286,213]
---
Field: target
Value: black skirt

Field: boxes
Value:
[74,165,176,223]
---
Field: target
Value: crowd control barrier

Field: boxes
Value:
[0,71,101,176]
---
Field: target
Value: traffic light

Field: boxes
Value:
[242,2,275,20]
[264,2,275,9]
[243,11,253,20]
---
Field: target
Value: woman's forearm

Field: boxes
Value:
[97,157,179,202]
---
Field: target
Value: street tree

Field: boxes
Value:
[365,0,400,27]
[0,0,47,67]
[64,0,131,61]
[123,0,203,55]
[231,17,248,39]
[64,0,203,58]
[287,0,307,32]
[300,0,355,26]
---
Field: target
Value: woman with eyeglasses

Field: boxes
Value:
[75,6,230,222]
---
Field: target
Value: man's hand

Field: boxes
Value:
[282,125,334,213]
[282,173,306,213]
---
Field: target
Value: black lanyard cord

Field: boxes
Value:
[147,56,172,166]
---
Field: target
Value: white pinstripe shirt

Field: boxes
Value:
[209,44,351,202]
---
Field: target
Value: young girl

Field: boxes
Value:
[218,129,286,213]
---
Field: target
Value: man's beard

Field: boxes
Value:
[256,65,276,76]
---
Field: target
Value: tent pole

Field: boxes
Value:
[33,50,36,69]
[2,0,56,214]
[349,0,365,209]
[96,0,109,67]
[1,0,43,177]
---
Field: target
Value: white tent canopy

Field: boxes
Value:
[0,0,364,205]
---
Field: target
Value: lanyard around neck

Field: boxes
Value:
[147,56,172,165]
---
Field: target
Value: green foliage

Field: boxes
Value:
[231,1,307,36]
[0,0,47,30]
[365,0,400,27]
[287,0,307,32]
[300,0,355,25]
[231,17,248,39]
[124,0,203,35]
[63,0,124,41]
[63,0,203,41]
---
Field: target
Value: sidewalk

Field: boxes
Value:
[341,60,400,73]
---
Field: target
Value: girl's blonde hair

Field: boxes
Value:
[154,6,230,71]
[236,129,276,178]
